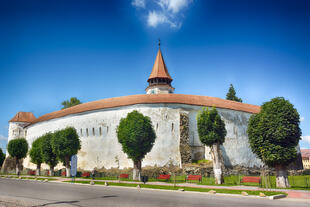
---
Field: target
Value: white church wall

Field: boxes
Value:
[22,103,263,171]
[23,104,181,171]
[187,107,263,168]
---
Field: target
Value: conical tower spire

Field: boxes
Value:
[146,40,174,94]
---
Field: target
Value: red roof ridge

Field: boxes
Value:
[28,94,260,126]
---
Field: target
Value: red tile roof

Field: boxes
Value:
[29,94,260,125]
[10,112,36,123]
[148,48,172,81]
[301,149,310,158]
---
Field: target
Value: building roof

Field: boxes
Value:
[148,48,172,81]
[10,112,36,123]
[29,94,260,125]
[301,149,310,158]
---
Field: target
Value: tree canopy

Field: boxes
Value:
[117,110,156,162]
[61,97,82,109]
[51,127,81,163]
[226,84,242,102]
[41,133,58,168]
[247,97,301,167]
[197,107,227,146]
[0,148,5,168]
[29,137,43,166]
[7,138,28,160]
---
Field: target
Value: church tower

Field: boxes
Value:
[146,41,174,94]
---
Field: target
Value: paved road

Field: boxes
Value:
[0,178,308,207]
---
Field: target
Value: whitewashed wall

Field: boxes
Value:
[187,107,263,168]
[23,104,181,171]
[21,103,263,171]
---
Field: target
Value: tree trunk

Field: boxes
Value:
[36,163,41,176]
[49,166,54,176]
[65,156,71,177]
[210,143,224,184]
[133,160,141,181]
[275,165,290,188]
[15,157,20,176]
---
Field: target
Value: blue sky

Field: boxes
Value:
[0,0,309,152]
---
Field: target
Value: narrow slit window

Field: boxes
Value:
[107,126,109,133]
[92,128,95,136]
[171,123,174,131]
[156,123,158,130]
[80,129,82,136]
[86,128,89,137]
[99,127,102,136]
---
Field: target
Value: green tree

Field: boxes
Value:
[52,127,81,177]
[247,97,301,188]
[7,138,28,175]
[226,84,242,102]
[61,97,82,109]
[29,137,43,176]
[0,148,5,170]
[197,107,227,184]
[41,133,58,176]
[117,110,156,180]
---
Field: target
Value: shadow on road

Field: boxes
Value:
[33,195,118,207]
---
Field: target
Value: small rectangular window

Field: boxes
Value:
[92,128,95,136]
[99,127,102,136]
[86,128,89,137]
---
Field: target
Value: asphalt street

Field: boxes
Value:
[0,178,308,207]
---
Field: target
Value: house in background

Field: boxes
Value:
[301,149,310,169]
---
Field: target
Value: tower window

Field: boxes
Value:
[99,127,102,136]
[107,126,109,133]
[80,129,82,136]
[172,123,174,131]
[156,123,158,130]
[92,128,95,136]
[86,128,89,137]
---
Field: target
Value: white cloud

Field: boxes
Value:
[300,117,305,122]
[147,11,180,28]
[0,135,7,141]
[158,0,191,13]
[147,11,167,27]
[302,135,310,144]
[132,0,146,8]
[132,0,192,29]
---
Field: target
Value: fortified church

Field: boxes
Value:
[6,45,265,171]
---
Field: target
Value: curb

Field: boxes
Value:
[269,194,287,200]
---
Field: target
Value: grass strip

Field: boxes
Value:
[63,180,285,196]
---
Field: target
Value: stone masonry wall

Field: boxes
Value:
[179,112,191,166]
